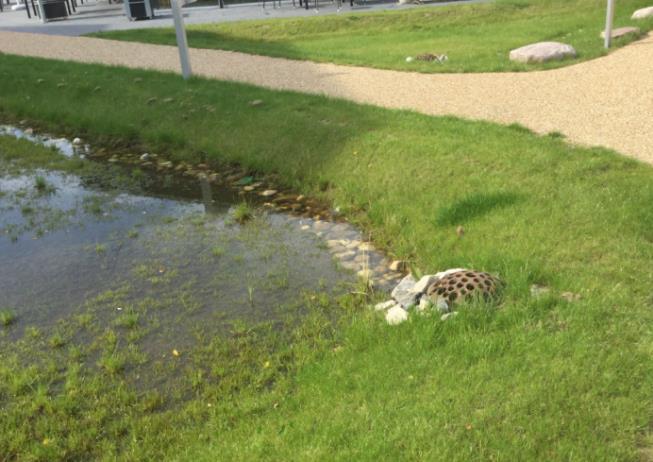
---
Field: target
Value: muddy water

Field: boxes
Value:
[0,126,404,363]
[0,155,358,355]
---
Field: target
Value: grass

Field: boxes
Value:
[233,201,255,224]
[92,0,653,73]
[0,54,652,460]
[0,309,17,327]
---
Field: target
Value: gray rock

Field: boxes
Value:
[386,305,408,325]
[391,275,418,308]
[509,42,577,63]
[632,6,653,19]
[413,275,439,295]
[600,26,640,40]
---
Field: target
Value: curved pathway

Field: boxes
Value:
[0,30,652,164]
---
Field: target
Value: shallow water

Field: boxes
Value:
[0,154,352,353]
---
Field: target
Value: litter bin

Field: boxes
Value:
[124,0,153,20]
[37,0,68,21]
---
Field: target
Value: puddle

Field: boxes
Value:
[0,126,403,350]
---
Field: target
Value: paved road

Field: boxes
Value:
[0,30,651,164]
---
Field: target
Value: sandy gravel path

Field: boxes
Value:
[0,31,652,164]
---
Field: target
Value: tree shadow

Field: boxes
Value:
[434,191,523,226]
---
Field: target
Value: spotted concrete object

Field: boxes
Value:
[600,27,640,40]
[509,42,577,64]
[424,270,502,306]
[632,6,653,19]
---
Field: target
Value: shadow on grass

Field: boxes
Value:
[434,191,523,226]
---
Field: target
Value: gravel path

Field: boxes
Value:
[1,31,652,164]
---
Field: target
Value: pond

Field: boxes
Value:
[0,125,402,360]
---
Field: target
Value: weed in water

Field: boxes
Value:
[0,309,17,327]
[233,202,254,224]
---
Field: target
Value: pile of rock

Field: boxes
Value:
[375,269,503,325]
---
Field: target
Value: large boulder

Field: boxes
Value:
[509,42,577,64]
[632,6,653,19]
[600,26,641,40]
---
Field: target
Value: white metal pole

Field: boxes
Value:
[171,0,192,79]
[604,0,615,49]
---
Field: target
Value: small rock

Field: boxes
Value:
[417,297,433,313]
[260,189,277,197]
[386,306,408,325]
[24,128,34,135]
[243,185,256,192]
[391,274,418,308]
[560,291,581,302]
[389,260,407,272]
[530,284,551,298]
[358,242,374,252]
[632,6,653,19]
[509,42,577,63]
[405,56,414,63]
[72,137,82,145]
[600,26,640,40]
[357,269,373,280]
[162,97,175,103]
[146,97,157,104]
[433,295,450,313]
[248,99,264,107]
[334,250,356,260]
[441,312,458,321]
[374,300,397,311]
[140,153,150,161]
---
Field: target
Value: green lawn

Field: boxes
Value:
[93,0,653,73]
[0,53,653,460]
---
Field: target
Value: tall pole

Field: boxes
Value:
[604,0,615,49]
[171,0,192,79]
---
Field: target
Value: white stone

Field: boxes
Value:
[72,137,82,145]
[391,274,417,308]
[140,153,149,161]
[416,297,433,313]
[440,312,458,321]
[405,56,414,63]
[386,306,408,325]
[600,26,640,40]
[632,6,653,19]
[374,300,396,311]
[509,42,577,64]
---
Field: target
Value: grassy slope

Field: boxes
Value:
[0,54,652,460]
[93,0,653,73]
